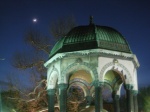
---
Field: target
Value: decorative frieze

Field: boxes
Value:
[100,61,132,84]
[61,61,98,83]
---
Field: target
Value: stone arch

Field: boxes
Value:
[47,66,59,89]
[68,81,89,97]
[61,61,98,84]
[100,62,133,85]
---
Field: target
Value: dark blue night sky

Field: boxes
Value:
[0,0,150,88]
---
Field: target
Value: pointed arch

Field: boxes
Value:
[68,82,89,97]
[100,62,133,85]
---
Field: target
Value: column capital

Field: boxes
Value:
[93,80,104,87]
[132,90,138,95]
[99,81,104,87]
[47,89,55,95]
[93,80,99,87]
[125,84,133,90]
[126,85,134,112]
[113,94,120,100]
[112,91,120,100]
[58,83,68,90]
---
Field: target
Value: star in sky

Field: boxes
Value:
[0,58,5,61]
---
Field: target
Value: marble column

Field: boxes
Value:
[94,81,103,112]
[125,84,134,112]
[112,91,120,112]
[59,83,68,112]
[47,89,55,112]
[133,90,138,112]
[94,81,100,112]
[99,83,103,112]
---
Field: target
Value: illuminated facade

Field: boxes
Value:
[44,18,139,112]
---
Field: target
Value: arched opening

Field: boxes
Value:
[103,70,125,112]
[64,62,98,84]
[103,83,113,102]
[67,85,85,112]
[67,70,94,111]
[69,70,93,84]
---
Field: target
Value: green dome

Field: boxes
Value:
[50,24,131,57]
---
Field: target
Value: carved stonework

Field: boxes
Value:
[100,62,132,84]
[68,81,90,97]
[69,78,91,87]
[75,58,83,63]
[125,84,133,90]
[98,40,130,52]
[100,62,114,79]
[44,23,140,112]
[47,66,59,89]
[61,61,98,83]
[132,90,138,95]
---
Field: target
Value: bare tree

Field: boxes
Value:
[25,30,52,54]
[67,86,86,112]
[50,15,76,40]
[8,16,76,112]
[1,81,47,112]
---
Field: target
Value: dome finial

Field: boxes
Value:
[89,16,94,25]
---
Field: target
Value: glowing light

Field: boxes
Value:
[32,18,37,23]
